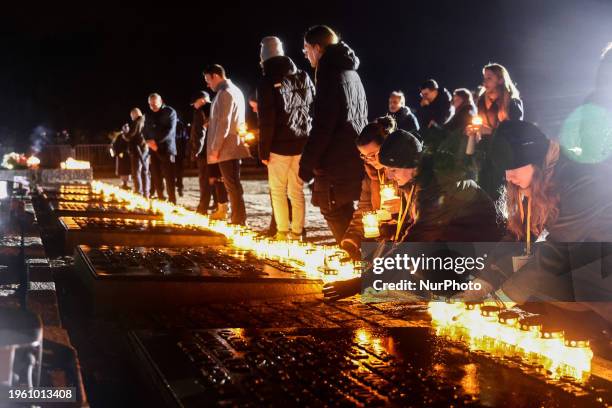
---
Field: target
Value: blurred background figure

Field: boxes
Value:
[417,79,452,129]
[387,91,419,133]
[444,88,477,133]
[174,117,189,197]
[124,108,149,197]
[111,126,131,189]
[144,93,178,203]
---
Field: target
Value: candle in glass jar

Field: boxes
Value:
[380,183,399,203]
[362,211,380,238]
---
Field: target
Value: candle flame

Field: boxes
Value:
[428,301,593,383]
[89,181,363,282]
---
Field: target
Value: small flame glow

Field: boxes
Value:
[61,158,90,170]
[90,181,362,283]
[26,156,40,168]
[428,301,593,383]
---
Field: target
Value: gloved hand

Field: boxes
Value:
[323,277,362,302]
[340,238,361,261]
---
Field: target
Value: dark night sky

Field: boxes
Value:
[1,0,612,148]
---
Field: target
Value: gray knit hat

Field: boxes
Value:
[260,36,284,63]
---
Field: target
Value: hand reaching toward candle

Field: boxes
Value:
[340,238,361,261]
[323,277,362,302]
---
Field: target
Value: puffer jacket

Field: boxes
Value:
[389,106,419,134]
[257,56,315,160]
[417,87,452,129]
[299,41,368,210]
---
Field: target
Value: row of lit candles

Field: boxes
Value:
[428,301,593,382]
[90,181,363,282]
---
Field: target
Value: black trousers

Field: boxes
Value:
[150,151,176,203]
[320,202,355,244]
[218,159,246,225]
[197,157,228,211]
[175,139,187,191]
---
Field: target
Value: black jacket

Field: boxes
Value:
[443,104,476,133]
[257,56,315,160]
[124,115,148,159]
[299,41,368,209]
[477,154,612,315]
[190,104,210,158]
[417,88,452,129]
[388,106,419,134]
[397,161,502,243]
[474,96,524,201]
[143,105,177,156]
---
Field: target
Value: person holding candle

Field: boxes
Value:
[341,116,397,260]
[123,107,149,198]
[460,120,612,323]
[444,88,477,133]
[467,63,524,201]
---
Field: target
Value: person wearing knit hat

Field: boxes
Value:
[457,120,612,324]
[378,129,423,187]
[324,128,502,302]
[260,36,284,64]
[257,35,315,241]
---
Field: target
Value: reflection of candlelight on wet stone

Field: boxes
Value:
[89,181,364,283]
[428,301,593,383]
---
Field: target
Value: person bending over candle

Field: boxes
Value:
[459,120,612,324]
[324,128,502,301]
[341,116,398,260]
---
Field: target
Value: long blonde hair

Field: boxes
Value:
[479,63,520,122]
[498,142,560,240]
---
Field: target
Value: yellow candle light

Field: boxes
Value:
[362,211,380,238]
[380,183,399,203]
[471,116,483,126]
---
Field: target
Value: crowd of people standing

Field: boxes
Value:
[113,25,612,321]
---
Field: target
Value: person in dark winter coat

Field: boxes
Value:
[444,88,477,133]
[143,93,178,203]
[299,25,368,243]
[460,120,612,323]
[258,36,315,241]
[323,128,502,301]
[124,108,149,197]
[174,118,189,197]
[111,129,131,189]
[387,91,419,134]
[467,63,524,201]
[191,91,219,214]
[417,79,453,129]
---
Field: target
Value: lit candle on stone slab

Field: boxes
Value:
[362,211,380,238]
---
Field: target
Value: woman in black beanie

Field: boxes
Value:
[324,128,502,301]
[378,129,501,244]
[466,120,612,323]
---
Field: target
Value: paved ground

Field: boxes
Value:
[100,176,335,244]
